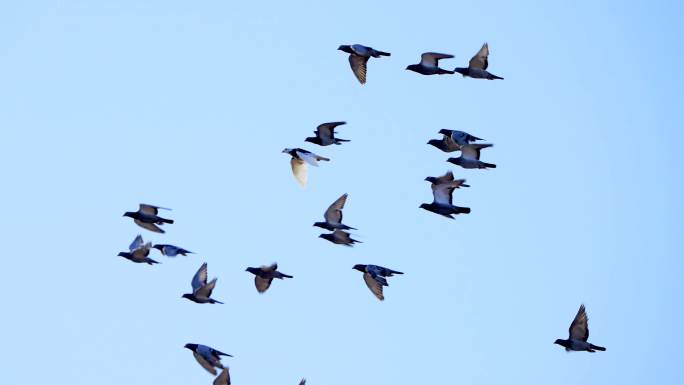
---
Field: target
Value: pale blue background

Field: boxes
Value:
[0,1,681,384]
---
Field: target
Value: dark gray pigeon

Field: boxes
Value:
[438,129,484,147]
[352,264,403,301]
[282,148,330,187]
[245,263,293,293]
[118,235,158,265]
[554,304,606,352]
[427,133,461,153]
[123,204,174,233]
[153,244,193,257]
[184,343,232,375]
[319,229,361,247]
[406,52,455,75]
[338,44,390,84]
[420,173,471,219]
[447,143,496,169]
[182,262,223,304]
[305,122,350,146]
[214,368,231,385]
[313,193,356,231]
[454,43,503,80]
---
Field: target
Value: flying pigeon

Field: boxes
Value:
[313,193,356,231]
[299,379,306,385]
[406,52,455,75]
[427,133,461,153]
[420,173,471,218]
[438,129,484,147]
[123,204,174,233]
[447,143,496,169]
[454,43,503,80]
[338,44,390,84]
[182,262,223,304]
[305,121,350,146]
[117,235,158,265]
[245,263,293,293]
[282,148,330,187]
[318,229,361,247]
[352,264,403,301]
[214,368,231,385]
[153,244,193,257]
[184,343,232,375]
[554,304,606,352]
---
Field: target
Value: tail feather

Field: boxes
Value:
[281,273,293,279]
[210,299,224,304]
[316,156,330,162]
[335,139,351,143]
[590,344,606,351]
[161,218,174,224]
[146,258,160,265]
[454,206,471,214]
[488,74,504,80]
[482,162,497,169]
[376,50,390,56]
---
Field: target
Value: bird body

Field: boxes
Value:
[153,244,193,257]
[182,262,223,304]
[338,44,390,84]
[246,263,293,293]
[554,304,606,353]
[447,143,496,169]
[282,148,330,187]
[438,129,484,147]
[454,43,503,80]
[305,121,349,146]
[406,52,455,75]
[352,264,403,300]
[184,343,232,375]
[118,235,158,265]
[123,204,174,233]
[318,229,361,246]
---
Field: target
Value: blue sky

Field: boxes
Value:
[1,1,682,384]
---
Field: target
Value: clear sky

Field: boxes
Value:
[1,1,682,384]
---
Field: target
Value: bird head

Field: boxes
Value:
[304,137,317,144]
[117,252,127,257]
[405,64,419,71]
[337,45,353,54]
[352,264,366,272]
[447,157,462,166]
[554,339,570,348]
[181,293,193,300]
[152,244,163,251]
[184,343,198,351]
[424,176,437,183]
[454,67,468,77]
[282,148,293,154]
[419,203,431,210]
[312,222,326,229]
[426,139,443,149]
[245,267,259,274]
[438,129,452,136]
[122,211,135,218]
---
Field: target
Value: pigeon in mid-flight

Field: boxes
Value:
[438,129,484,147]
[447,143,496,169]
[313,193,356,231]
[305,122,350,146]
[406,52,455,75]
[182,262,223,304]
[118,235,158,265]
[352,264,403,301]
[153,244,193,257]
[420,173,471,219]
[245,263,293,293]
[454,43,503,80]
[338,44,390,84]
[123,204,174,233]
[282,148,330,187]
[213,368,231,385]
[319,229,361,247]
[427,133,461,153]
[554,304,606,353]
[184,343,232,375]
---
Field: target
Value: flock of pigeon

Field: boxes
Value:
[117,42,604,385]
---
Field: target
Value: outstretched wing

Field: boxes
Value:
[214,368,231,385]
[192,262,208,292]
[139,203,171,215]
[420,52,453,68]
[290,158,307,187]
[569,304,589,341]
[129,235,144,251]
[255,276,273,293]
[363,272,385,301]
[324,193,348,225]
[469,43,489,70]
[134,219,164,233]
[349,54,369,84]
[193,351,218,375]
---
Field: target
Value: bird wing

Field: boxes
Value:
[324,193,348,225]
[296,150,321,167]
[434,171,455,184]
[299,378,306,385]
[255,275,273,293]
[195,277,217,298]
[334,229,352,242]
[569,304,589,341]
[192,262,208,292]
[129,235,144,251]
[139,203,170,215]
[131,242,152,259]
[214,368,231,385]
[349,54,369,84]
[193,351,218,375]
[431,183,455,205]
[420,52,453,68]
[460,143,492,160]
[363,272,384,300]
[290,158,307,187]
[162,245,180,257]
[468,43,489,70]
[134,219,164,233]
